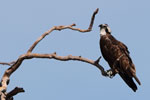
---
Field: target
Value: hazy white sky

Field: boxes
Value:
[0,0,149,100]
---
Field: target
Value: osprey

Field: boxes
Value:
[99,24,141,92]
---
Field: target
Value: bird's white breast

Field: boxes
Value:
[100,28,107,36]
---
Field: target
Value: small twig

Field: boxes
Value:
[0,61,16,66]
[94,56,101,64]
[94,56,108,76]
[67,8,99,32]
[6,87,25,100]
[88,8,99,31]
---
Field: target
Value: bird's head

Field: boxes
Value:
[98,24,111,36]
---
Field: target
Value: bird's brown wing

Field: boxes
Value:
[116,41,141,85]
[100,35,141,92]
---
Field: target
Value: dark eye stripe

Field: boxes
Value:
[105,28,110,34]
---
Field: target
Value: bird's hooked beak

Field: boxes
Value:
[98,24,103,28]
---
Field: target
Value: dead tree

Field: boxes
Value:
[0,8,109,100]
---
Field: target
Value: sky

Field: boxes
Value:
[0,0,149,100]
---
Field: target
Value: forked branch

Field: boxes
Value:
[0,61,16,66]
[6,87,25,100]
[0,8,109,100]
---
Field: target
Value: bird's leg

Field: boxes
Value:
[106,69,118,78]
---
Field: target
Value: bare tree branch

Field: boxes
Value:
[27,8,99,53]
[0,8,109,100]
[6,87,25,100]
[0,53,108,99]
[0,52,108,96]
[25,53,108,76]
[2,53,108,85]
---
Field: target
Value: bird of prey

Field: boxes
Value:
[99,24,141,92]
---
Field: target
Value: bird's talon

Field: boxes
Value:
[106,70,115,78]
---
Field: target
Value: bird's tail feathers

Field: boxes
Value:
[119,72,137,92]
[133,74,141,85]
